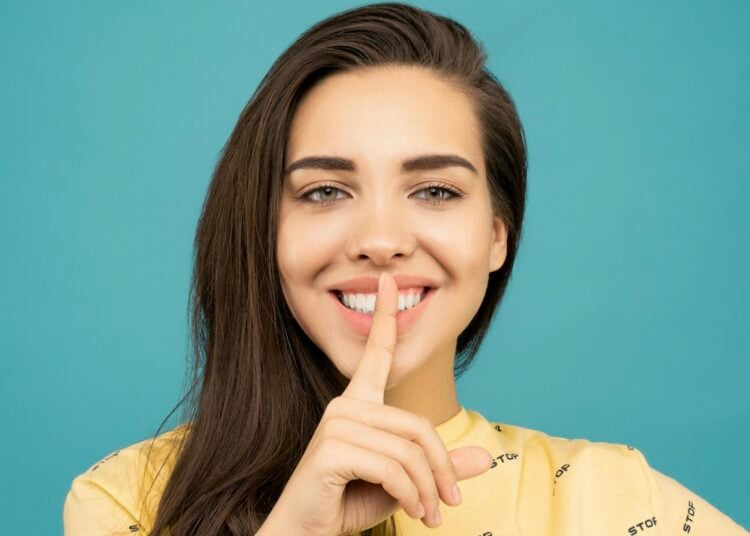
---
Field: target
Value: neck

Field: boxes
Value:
[384,340,460,427]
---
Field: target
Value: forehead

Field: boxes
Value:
[286,66,483,173]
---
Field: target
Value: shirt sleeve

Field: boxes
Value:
[648,465,749,534]
[63,475,147,535]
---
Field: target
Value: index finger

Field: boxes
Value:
[341,271,398,404]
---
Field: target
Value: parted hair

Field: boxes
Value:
[140,2,527,535]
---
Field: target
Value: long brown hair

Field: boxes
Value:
[141,2,527,534]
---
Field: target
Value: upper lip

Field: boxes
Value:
[329,274,439,294]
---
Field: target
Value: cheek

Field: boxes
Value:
[277,218,313,327]
[427,218,491,279]
[424,220,492,329]
[278,211,345,273]
[276,214,344,338]
[277,218,332,284]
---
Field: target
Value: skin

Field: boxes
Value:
[277,64,508,428]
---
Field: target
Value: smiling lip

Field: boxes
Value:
[328,274,440,294]
[329,286,436,337]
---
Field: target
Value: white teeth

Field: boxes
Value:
[339,289,426,314]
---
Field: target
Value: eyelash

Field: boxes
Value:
[295,181,465,207]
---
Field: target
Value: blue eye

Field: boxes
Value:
[296,182,464,207]
[412,183,463,204]
[297,184,348,206]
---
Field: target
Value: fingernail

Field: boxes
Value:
[451,483,462,505]
[378,272,385,291]
[432,508,442,526]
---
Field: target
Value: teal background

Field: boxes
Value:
[2,1,748,533]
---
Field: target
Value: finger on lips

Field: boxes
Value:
[342,270,398,404]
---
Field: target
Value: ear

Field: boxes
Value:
[489,216,508,273]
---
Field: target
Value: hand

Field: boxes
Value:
[265,271,494,535]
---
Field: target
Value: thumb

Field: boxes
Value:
[448,446,494,481]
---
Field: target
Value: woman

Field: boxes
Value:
[63,3,748,535]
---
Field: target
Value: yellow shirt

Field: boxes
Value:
[63,406,748,535]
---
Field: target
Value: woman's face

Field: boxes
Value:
[277,65,507,398]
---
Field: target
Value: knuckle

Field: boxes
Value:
[406,442,425,465]
[322,416,346,436]
[325,396,344,416]
[416,415,433,434]
[383,459,403,480]
[317,436,341,456]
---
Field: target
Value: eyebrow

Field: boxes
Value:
[283,153,479,177]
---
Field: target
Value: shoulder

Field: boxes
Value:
[63,424,189,535]
[485,419,749,534]
[488,418,650,479]
[487,418,646,469]
[70,423,189,492]
[486,419,660,533]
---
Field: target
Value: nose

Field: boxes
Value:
[344,194,416,265]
